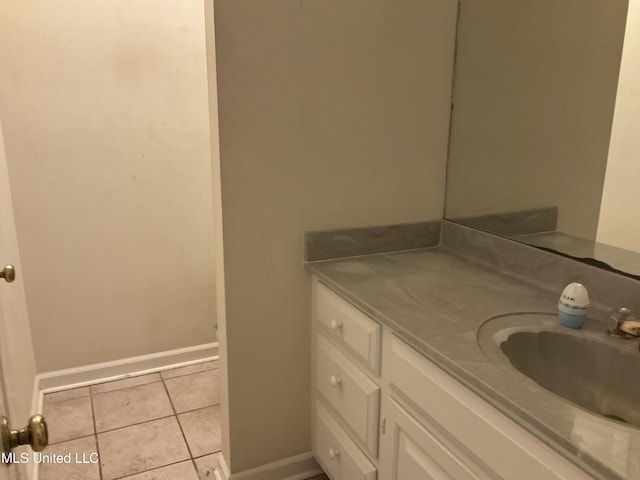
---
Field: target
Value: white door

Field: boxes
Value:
[0,114,40,480]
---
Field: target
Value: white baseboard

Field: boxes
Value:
[216,454,231,480]
[215,452,322,480]
[36,342,218,393]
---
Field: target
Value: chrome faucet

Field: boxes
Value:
[608,307,640,338]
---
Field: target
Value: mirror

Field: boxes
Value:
[444,0,640,276]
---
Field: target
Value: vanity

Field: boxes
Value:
[307,221,640,480]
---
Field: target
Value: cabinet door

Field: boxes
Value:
[385,335,594,480]
[378,396,491,480]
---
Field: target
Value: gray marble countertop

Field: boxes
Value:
[306,247,640,480]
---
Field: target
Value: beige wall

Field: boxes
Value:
[445,0,627,239]
[213,0,457,472]
[598,0,640,251]
[0,0,216,371]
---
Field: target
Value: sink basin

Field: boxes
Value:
[478,312,640,427]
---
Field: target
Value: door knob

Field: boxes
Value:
[1,415,48,454]
[0,265,16,283]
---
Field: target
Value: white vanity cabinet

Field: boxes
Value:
[311,278,598,480]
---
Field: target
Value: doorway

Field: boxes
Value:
[0,0,218,477]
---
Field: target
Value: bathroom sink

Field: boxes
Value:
[477,312,640,427]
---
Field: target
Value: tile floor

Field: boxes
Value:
[40,360,221,480]
[40,359,328,480]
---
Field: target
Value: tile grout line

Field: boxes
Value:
[107,453,224,480]
[91,364,219,396]
[110,459,194,480]
[159,363,220,478]
[48,405,220,447]
[47,360,219,399]
[160,372,222,477]
[93,414,176,436]
[169,402,221,417]
[47,432,96,447]
[90,378,163,398]
[192,449,222,460]
[191,456,201,478]
[162,377,203,479]
[160,375,198,473]
[88,401,220,437]
[89,393,104,480]
[160,365,219,380]
[161,359,218,479]
[44,392,91,403]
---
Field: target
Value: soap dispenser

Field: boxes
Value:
[558,283,589,329]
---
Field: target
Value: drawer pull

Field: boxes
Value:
[330,375,342,388]
[330,320,343,332]
[328,448,340,460]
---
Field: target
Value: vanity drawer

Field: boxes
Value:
[315,401,377,480]
[316,333,380,456]
[314,282,381,374]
